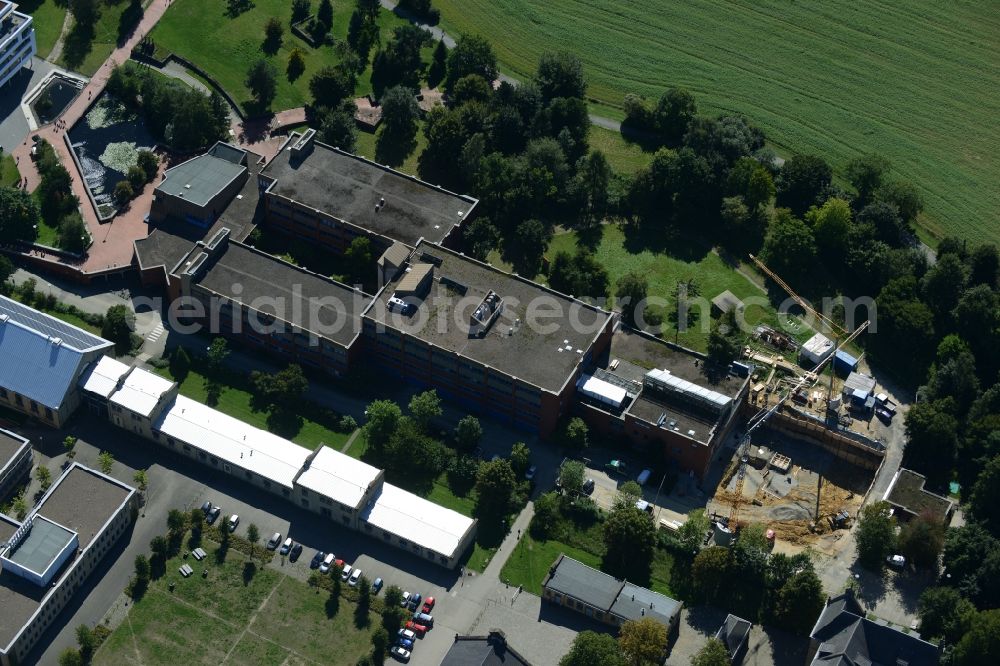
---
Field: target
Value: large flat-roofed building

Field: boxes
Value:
[363,241,615,435]
[542,554,682,635]
[360,482,476,569]
[294,446,383,530]
[259,130,477,254]
[0,464,137,666]
[0,296,114,427]
[883,469,955,524]
[182,238,371,376]
[0,429,31,501]
[0,1,35,88]
[576,328,749,478]
[149,142,249,228]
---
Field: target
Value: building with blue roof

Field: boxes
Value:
[0,297,113,427]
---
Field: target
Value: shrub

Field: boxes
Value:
[137,150,158,181]
[113,180,134,205]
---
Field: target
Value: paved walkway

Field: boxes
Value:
[12,0,172,275]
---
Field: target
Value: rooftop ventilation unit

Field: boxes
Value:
[644,369,732,415]
[440,275,468,294]
[420,252,444,267]
[470,290,503,337]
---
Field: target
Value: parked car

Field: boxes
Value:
[400,591,411,608]
[398,628,416,642]
[407,593,422,611]
[279,537,293,554]
[341,564,353,581]
[310,551,326,569]
[412,612,433,627]
[389,646,410,662]
[397,637,414,650]
[583,478,595,494]
[525,465,537,481]
[227,515,239,532]
[201,501,221,524]
[266,533,282,550]
[319,553,335,573]
[422,596,435,613]
[348,568,363,586]
[887,554,906,569]
[371,577,384,594]
[405,620,427,636]
[289,543,303,562]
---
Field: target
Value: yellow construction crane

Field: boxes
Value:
[725,255,870,533]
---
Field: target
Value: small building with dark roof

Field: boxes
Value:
[541,554,682,633]
[149,142,249,228]
[715,614,752,664]
[808,590,939,666]
[441,631,532,666]
[882,469,954,524]
[259,130,477,255]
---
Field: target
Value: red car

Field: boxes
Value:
[405,620,427,636]
[422,596,436,613]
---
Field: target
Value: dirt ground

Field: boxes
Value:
[707,427,875,555]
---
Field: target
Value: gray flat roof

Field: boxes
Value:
[4,517,74,575]
[366,242,612,393]
[197,242,370,347]
[543,554,622,609]
[0,430,28,467]
[263,136,476,246]
[0,514,18,545]
[627,394,720,444]
[37,465,131,549]
[156,152,246,207]
[612,582,682,625]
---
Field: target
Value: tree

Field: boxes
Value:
[245,59,278,108]
[445,34,498,93]
[170,346,191,381]
[692,546,731,602]
[408,390,442,431]
[372,24,430,93]
[206,337,230,374]
[97,450,115,474]
[618,616,667,666]
[776,154,832,216]
[559,630,625,666]
[63,436,78,460]
[564,417,589,450]
[805,197,851,259]
[654,87,697,146]
[876,180,923,225]
[968,243,999,288]
[774,567,825,635]
[454,415,482,452]
[969,455,1000,534]
[127,164,146,190]
[188,508,204,536]
[376,85,420,166]
[371,626,389,664]
[0,187,40,242]
[58,647,83,666]
[287,48,306,81]
[855,500,897,570]
[676,508,710,555]
[343,235,372,284]
[475,458,516,518]
[953,610,1000,666]
[250,364,309,413]
[35,465,52,491]
[530,491,561,538]
[113,179,134,205]
[463,216,501,261]
[603,503,656,580]
[560,460,585,495]
[57,213,90,254]
[133,468,148,494]
[0,255,15,289]
[75,624,96,662]
[364,400,403,452]
[291,0,310,23]
[918,586,975,645]
[534,51,586,101]
[514,218,551,274]
[263,16,284,51]
[548,249,610,300]
[509,442,531,477]
[573,151,611,225]
[246,523,260,558]
[616,272,649,330]
[316,99,358,153]
[102,304,135,352]
[903,399,958,488]
[12,492,27,520]
[707,308,742,374]
[134,553,151,584]
[309,65,356,108]
[167,508,187,535]
[923,335,979,413]
[759,208,817,288]
[317,0,332,28]
[428,38,448,86]
[691,638,730,666]
[846,153,891,205]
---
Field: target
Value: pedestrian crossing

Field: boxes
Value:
[146,323,165,343]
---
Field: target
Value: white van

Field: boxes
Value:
[636,469,652,486]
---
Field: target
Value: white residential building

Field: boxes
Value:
[0,1,35,89]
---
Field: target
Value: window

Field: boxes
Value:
[439,555,448,565]
[183,444,191,452]
[30,400,38,413]
[45,407,53,420]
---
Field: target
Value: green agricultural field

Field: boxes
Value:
[435,0,1000,245]
[18,0,67,59]
[149,0,432,113]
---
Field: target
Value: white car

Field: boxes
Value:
[398,628,416,642]
[319,553,335,573]
[279,537,293,554]
[525,466,537,481]
[390,646,411,662]
[227,514,239,532]
[348,568,363,587]
[341,564,353,581]
[400,591,411,608]
[887,554,906,569]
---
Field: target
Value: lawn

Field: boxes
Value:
[95,541,374,666]
[154,365,353,450]
[0,154,19,188]
[149,0,431,113]
[501,533,601,595]
[589,126,652,175]
[18,0,67,58]
[58,0,137,76]
[434,0,1000,246]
